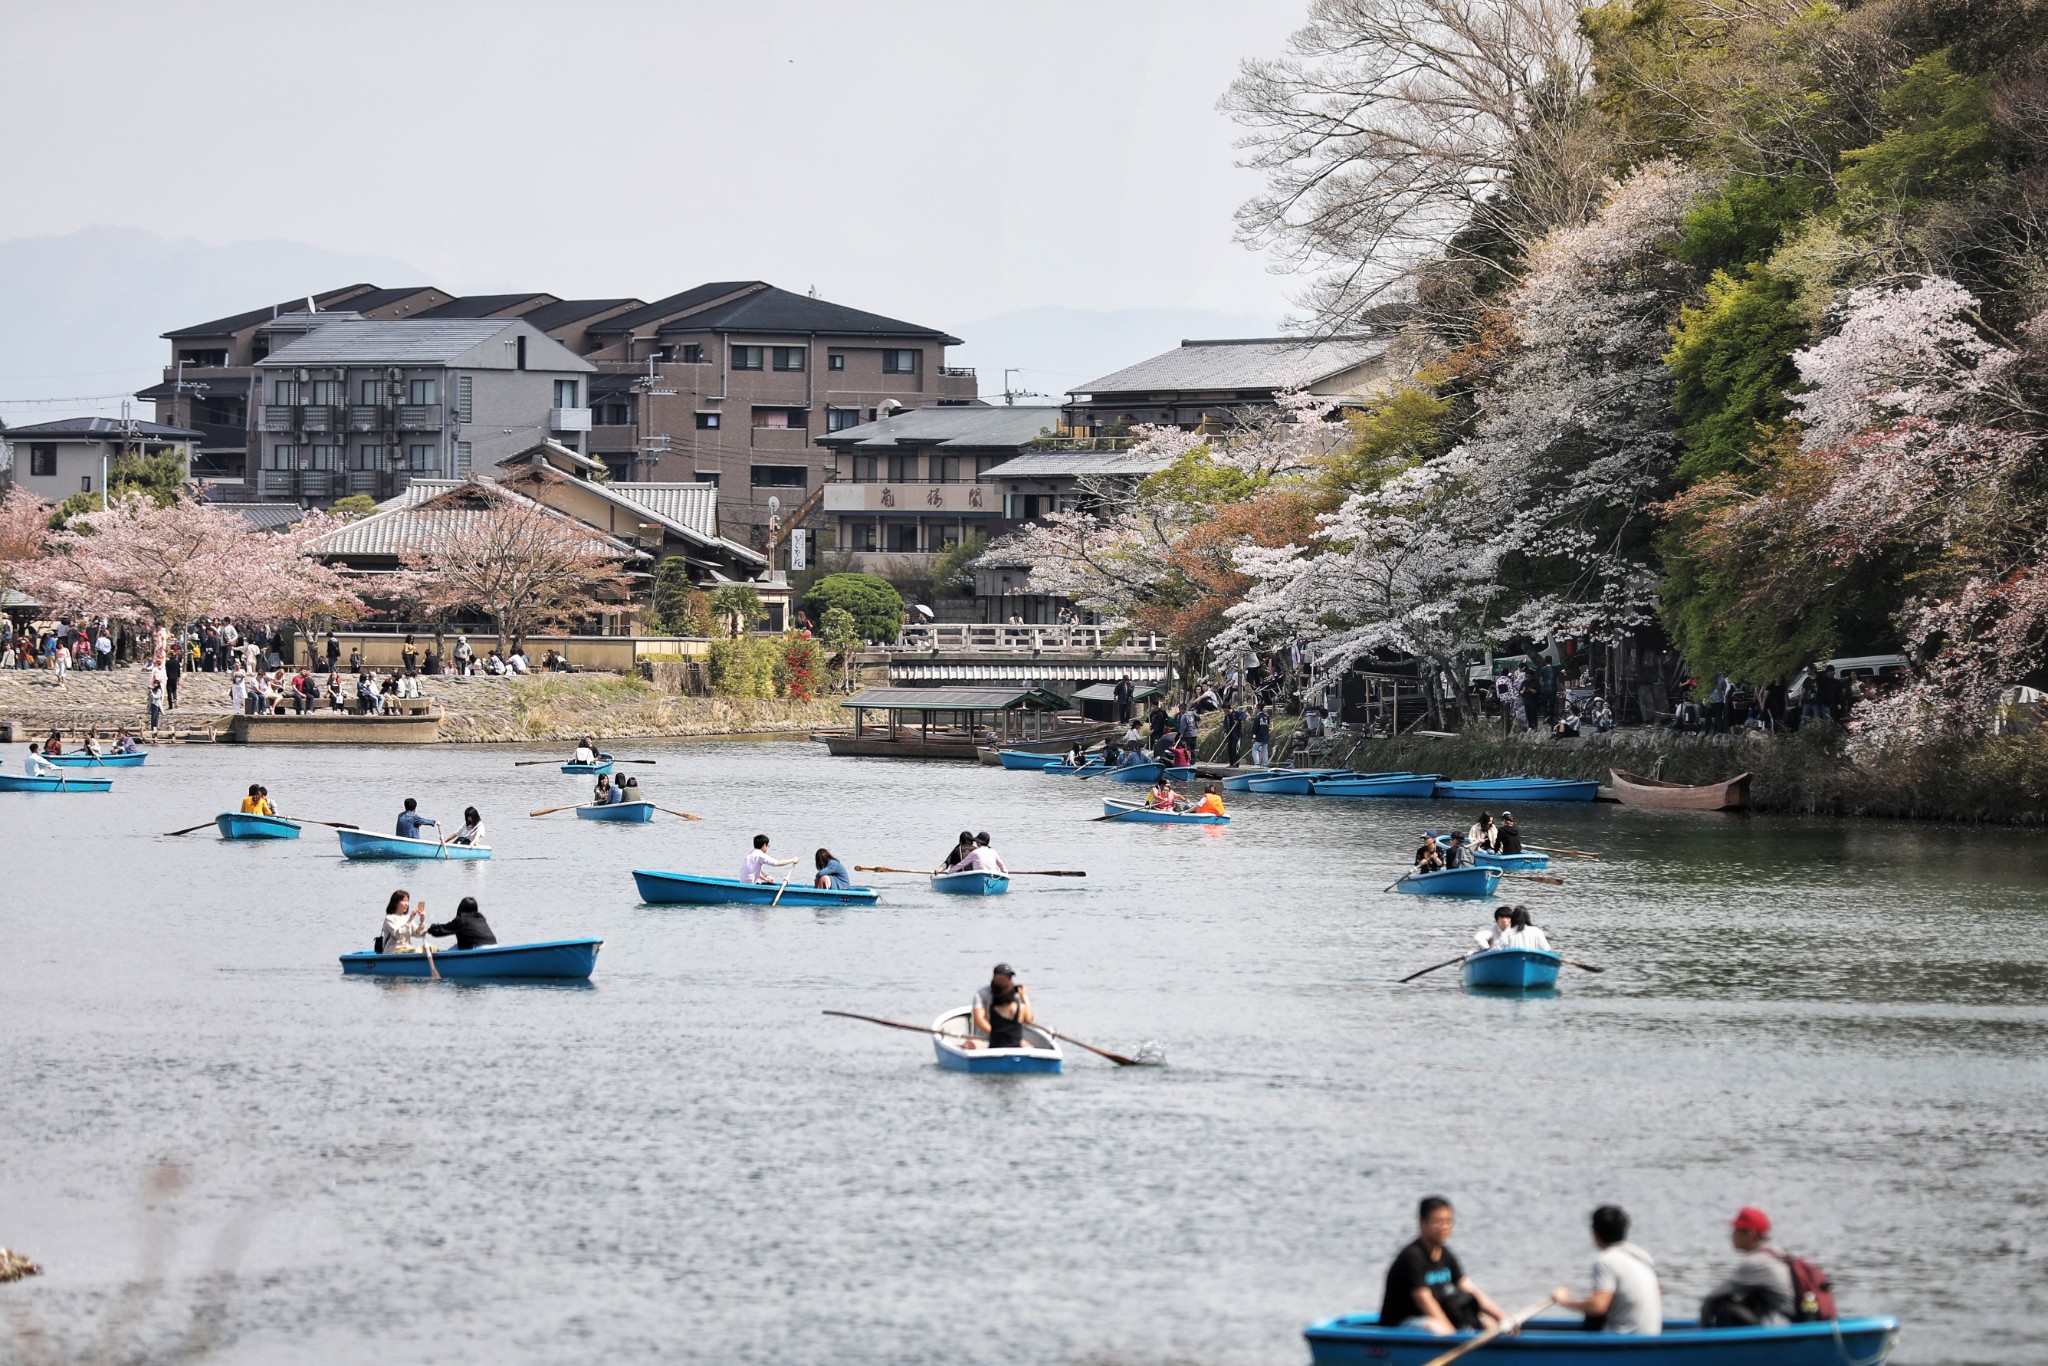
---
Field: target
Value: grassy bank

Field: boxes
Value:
[439,675,842,743]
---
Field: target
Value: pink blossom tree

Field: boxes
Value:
[0,486,51,602]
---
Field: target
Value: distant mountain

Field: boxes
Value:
[0,227,426,421]
[947,305,1286,402]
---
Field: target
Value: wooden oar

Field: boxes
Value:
[530,804,578,817]
[164,820,218,837]
[422,937,441,982]
[610,758,658,765]
[1094,803,1151,822]
[770,876,792,907]
[1500,872,1565,886]
[1042,1027,1146,1067]
[512,759,561,766]
[1526,843,1600,859]
[822,1009,932,1034]
[655,807,701,821]
[1006,870,1086,877]
[1419,1300,1556,1366]
[287,818,360,830]
[1562,958,1606,973]
[855,865,928,874]
[1399,955,1469,983]
[1384,872,1416,893]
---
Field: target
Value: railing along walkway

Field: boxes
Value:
[892,624,1167,654]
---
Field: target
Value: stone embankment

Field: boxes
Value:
[0,667,840,744]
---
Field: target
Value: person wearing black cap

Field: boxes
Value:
[1414,830,1446,872]
[1496,810,1523,855]
[971,963,1035,1050]
[937,830,976,874]
[960,831,1008,875]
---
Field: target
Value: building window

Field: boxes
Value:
[272,379,299,404]
[851,522,877,551]
[882,349,916,374]
[826,407,862,432]
[732,345,764,371]
[696,412,721,429]
[772,346,805,372]
[886,453,917,482]
[29,444,56,476]
[694,471,720,487]
[177,349,227,367]
[264,443,299,471]
[351,444,384,471]
[457,376,473,422]
[751,407,807,429]
[932,524,961,550]
[602,403,632,425]
[410,378,438,405]
[455,441,473,474]
[654,344,676,362]
[751,465,806,488]
[408,444,437,471]
[827,353,845,371]
[938,455,962,483]
[852,455,879,482]
[360,379,385,404]
[309,380,341,406]
[681,343,706,364]
[886,522,920,553]
[554,379,578,408]
[80,474,94,493]
[309,444,340,470]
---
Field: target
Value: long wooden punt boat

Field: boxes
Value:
[631,868,880,907]
[1434,777,1601,802]
[1101,799,1229,825]
[931,1006,1062,1074]
[1315,773,1440,799]
[1303,1313,1900,1366]
[45,751,147,767]
[1461,947,1561,990]
[339,938,601,980]
[574,801,656,823]
[216,811,302,840]
[0,772,111,792]
[1390,867,1500,897]
[930,870,1010,896]
[337,830,491,860]
[1610,768,1752,811]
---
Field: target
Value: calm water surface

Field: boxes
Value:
[2,740,2043,1365]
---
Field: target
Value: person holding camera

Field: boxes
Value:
[970,964,1035,1050]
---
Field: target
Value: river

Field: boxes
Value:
[2,739,2042,1365]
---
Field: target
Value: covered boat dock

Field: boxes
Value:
[824,686,1074,760]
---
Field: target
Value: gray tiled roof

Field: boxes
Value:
[206,502,307,531]
[1073,335,1389,396]
[305,480,641,560]
[977,449,1178,480]
[607,483,720,539]
[842,686,1069,712]
[255,319,594,370]
[589,281,959,342]
[413,293,556,319]
[163,284,378,338]
[6,416,203,439]
[815,404,1053,450]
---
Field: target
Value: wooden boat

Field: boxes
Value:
[1314,773,1440,799]
[229,710,442,744]
[1304,1314,1900,1366]
[931,1006,1062,1074]
[0,772,112,792]
[1475,849,1550,871]
[1100,799,1229,825]
[339,937,602,980]
[1462,947,1561,990]
[574,800,656,823]
[1102,761,1165,784]
[337,829,492,860]
[997,749,1066,771]
[632,868,880,907]
[1433,777,1601,802]
[561,758,613,775]
[931,870,1010,896]
[1611,768,1752,811]
[1390,867,1500,897]
[45,751,147,768]
[215,811,302,840]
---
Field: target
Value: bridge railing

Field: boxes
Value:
[893,623,1168,653]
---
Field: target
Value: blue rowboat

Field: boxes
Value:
[1040,761,1107,776]
[1165,765,1197,781]
[1433,777,1601,802]
[998,749,1065,771]
[931,869,1010,896]
[216,811,302,840]
[1101,799,1228,825]
[632,868,880,907]
[1304,1314,1900,1366]
[1243,768,1359,795]
[339,937,601,980]
[1315,773,1442,799]
[1102,762,1165,784]
[1220,769,1273,791]
[561,759,613,775]
[1462,947,1561,990]
[1476,848,1550,871]
[45,751,147,767]
[337,829,491,860]
[0,772,111,792]
[1392,867,1500,897]
[932,1007,1062,1074]
[575,801,656,823]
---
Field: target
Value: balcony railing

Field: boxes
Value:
[261,406,299,432]
[549,406,593,432]
[398,405,442,430]
[347,404,391,431]
[893,623,1166,653]
[939,366,977,379]
[299,405,340,432]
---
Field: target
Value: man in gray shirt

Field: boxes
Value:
[1700,1206,1796,1327]
[1552,1205,1663,1334]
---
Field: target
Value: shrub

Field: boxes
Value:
[709,584,764,638]
[804,573,902,643]
[929,532,988,598]
[708,635,779,698]
[779,632,825,700]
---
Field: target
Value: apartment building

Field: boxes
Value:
[251,319,594,502]
[579,282,976,551]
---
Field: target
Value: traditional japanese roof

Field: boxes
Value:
[303,480,643,561]
[1072,335,1390,396]
[1070,680,1168,701]
[494,458,765,567]
[589,281,960,342]
[842,686,1070,712]
[5,416,202,440]
[255,319,595,371]
[815,405,1053,450]
[206,502,307,532]
[977,448,1178,480]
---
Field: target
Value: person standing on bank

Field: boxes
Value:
[1551,1204,1663,1334]
[1378,1196,1507,1335]
[1250,706,1273,767]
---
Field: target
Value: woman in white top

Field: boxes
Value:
[448,806,487,847]
[1498,906,1554,951]
[376,889,425,954]
[1467,812,1499,851]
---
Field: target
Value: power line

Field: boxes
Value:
[0,391,154,406]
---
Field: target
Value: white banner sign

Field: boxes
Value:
[790,528,808,571]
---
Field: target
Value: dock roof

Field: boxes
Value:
[842,687,1069,713]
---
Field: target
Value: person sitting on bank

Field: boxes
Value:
[396,797,438,840]
[240,784,276,817]
[814,847,853,890]
[448,806,486,847]
[374,890,426,954]
[1551,1204,1663,1334]
[938,829,976,873]
[741,833,798,885]
[425,895,497,950]
[1414,830,1446,873]
[1378,1196,1507,1335]
[969,963,1034,1050]
[1495,810,1524,855]
[1699,1208,1796,1327]
[1192,784,1227,817]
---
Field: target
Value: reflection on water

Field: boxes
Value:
[1,739,2043,1364]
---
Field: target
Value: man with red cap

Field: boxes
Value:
[1700,1207,1796,1328]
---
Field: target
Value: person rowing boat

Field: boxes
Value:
[955,831,1008,875]
[112,730,140,755]
[1145,777,1188,811]
[966,963,1042,1051]
[742,833,798,884]
[240,784,277,817]
[1474,906,1515,951]
[571,736,602,765]
[937,829,976,873]
[1413,829,1445,873]
[396,797,438,841]
[23,743,59,780]
[1190,784,1227,817]
[424,895,497,949]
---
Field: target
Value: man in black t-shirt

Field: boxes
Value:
[1379,1196,1507,1334]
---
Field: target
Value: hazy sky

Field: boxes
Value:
[3,0,1310,328]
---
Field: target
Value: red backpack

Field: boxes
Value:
[1770,1250,1837,1321]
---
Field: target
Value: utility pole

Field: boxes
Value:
[632,354,677,481]
[1000,369,1047,407]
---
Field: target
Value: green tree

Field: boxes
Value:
[1838,53,2001,202]
[652,557,697,634]
[708,583,764,638]
[818,605,861,691]
[328,494,378,520]
[804,572,902,643]
[929,532,987,598]
[1665,266,1810,482]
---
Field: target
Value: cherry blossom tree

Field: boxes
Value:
[0,486,50,602]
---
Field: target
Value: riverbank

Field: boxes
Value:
[0,669,841,743]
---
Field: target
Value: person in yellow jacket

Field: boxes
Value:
[239,783,276,816]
